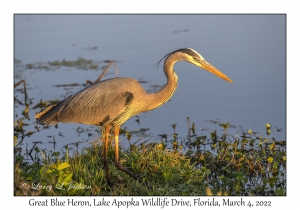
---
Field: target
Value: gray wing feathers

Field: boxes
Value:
[36,78,138,125]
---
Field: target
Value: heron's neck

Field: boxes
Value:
[145,58,178,111]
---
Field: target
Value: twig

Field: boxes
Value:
[14,80,28,105]
[86,61,118,85]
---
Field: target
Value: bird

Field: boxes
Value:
[35,48,232,186]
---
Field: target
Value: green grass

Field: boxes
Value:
[14,123,286,196]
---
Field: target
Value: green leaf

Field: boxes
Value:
[270,142,276,151]
[51,152,60,157]
[273,161,279,167]
[40,165,46,176]
[63,173,73,183]
[275,188,285,196]
[57,162,71,170]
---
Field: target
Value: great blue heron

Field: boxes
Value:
[35,48,232,186]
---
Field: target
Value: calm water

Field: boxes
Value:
[14,15,286,154]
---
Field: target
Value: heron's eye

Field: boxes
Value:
[193,57,201,61]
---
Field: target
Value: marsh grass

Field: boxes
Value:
[14,122,286,196]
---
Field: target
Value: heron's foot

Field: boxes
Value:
[107,180,113,187]
[115,161,140,181]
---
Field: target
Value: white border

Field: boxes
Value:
[3,1,298,208]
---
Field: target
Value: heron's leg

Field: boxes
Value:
[103,125,111,186]
[114,126,139,180]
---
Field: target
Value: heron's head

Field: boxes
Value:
[179,48,233,83]
[155,48,232,83]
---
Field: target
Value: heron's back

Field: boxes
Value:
[35,77,146,126]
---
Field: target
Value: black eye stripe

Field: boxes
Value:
[180,49,200,57]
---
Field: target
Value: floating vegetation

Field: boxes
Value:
[51,61,118,88]
[82,46,98,50]
[48,57,99,70]
[173,29,189,33]
[22,104,30,120]
[26,63,50,70]
[16,57,119,73]
[54,83,81,87]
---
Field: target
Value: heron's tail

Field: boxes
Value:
[35,104,57,120]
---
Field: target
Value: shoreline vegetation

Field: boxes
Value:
[14,121,286,196]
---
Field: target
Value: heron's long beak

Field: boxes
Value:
[191,59,233,83]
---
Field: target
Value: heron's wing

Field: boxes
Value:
[37,78,136,125]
